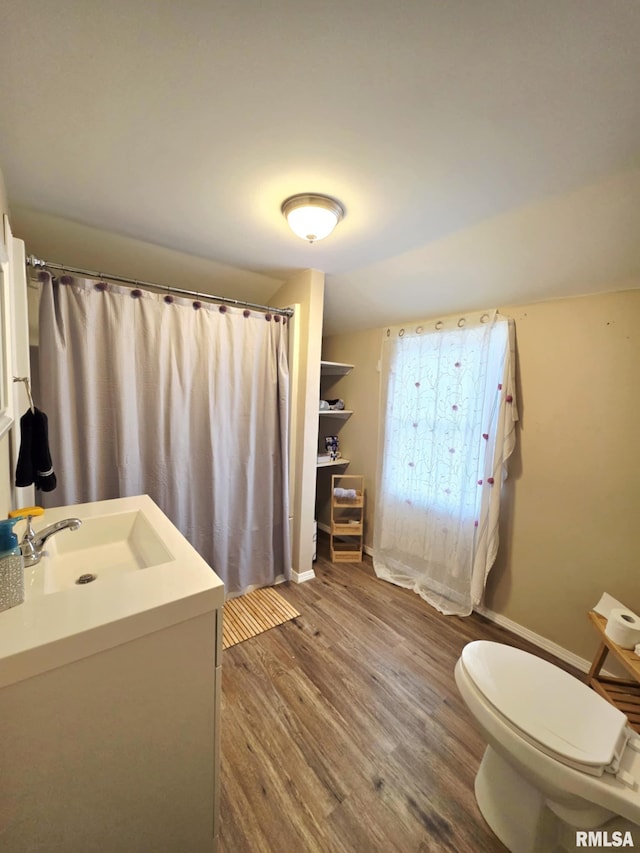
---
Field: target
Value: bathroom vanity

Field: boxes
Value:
[0,496,224,852]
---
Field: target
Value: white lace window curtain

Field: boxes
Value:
[37,273,291,595]
[373,310,517,616]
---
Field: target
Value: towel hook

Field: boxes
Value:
[13,376,35,413]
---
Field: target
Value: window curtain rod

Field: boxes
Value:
[26,254,294,317]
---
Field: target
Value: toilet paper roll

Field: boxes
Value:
[604,608,640,649]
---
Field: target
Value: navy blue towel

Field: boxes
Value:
[15,408,57,492]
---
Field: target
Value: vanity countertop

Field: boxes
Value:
[0,495,224,688]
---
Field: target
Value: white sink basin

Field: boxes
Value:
[0,495,224,689]
[30,510,175,595]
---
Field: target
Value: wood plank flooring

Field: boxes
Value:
[219,536,577,852]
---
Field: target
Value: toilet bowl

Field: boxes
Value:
[455,641,640,852]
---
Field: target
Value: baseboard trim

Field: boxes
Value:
[292,568,316,584]
[474,604,594,674]
[320,536,602,676]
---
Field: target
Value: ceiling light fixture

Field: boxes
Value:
[281,193,345,243]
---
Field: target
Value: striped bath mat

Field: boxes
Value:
[222,586,300,650]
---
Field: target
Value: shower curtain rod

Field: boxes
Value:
[26,254,294,317]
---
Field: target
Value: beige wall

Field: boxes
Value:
[10,205,283,312]
[322,289,640,662]
[0,170,8,220]
[0,168,13,517]
[272,269,325,577]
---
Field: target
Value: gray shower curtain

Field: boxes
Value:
[38,273,291,595]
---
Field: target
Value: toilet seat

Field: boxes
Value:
[461,641,631,777]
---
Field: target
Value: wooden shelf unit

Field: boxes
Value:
[586,610,640,733]
[330,474,364,562]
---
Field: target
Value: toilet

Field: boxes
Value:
[455,641,640,852]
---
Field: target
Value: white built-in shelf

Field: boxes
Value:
[318,409,353,419]
[320,361,354,376]
[317,457,351,468]
[317,362,352,471]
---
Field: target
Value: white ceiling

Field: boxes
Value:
[1,0,639,334]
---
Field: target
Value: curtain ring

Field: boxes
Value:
[435,320,444,330]
[480,313,490,323]
[416,326,423,334]
[398,328,405,337]
[458,318,466,328]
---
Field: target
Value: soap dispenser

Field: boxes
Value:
[0,517,24,612]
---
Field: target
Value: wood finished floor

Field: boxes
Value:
[219,537,576,852]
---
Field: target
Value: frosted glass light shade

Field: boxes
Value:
[281,194,345,243]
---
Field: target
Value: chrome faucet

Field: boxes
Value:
[20,516,82,566]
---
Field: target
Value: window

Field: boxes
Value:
[381,320,508,519]
[373,312,516,615]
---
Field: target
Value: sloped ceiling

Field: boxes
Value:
[1,0,639,334]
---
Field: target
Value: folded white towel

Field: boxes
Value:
[334,487,357,499]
